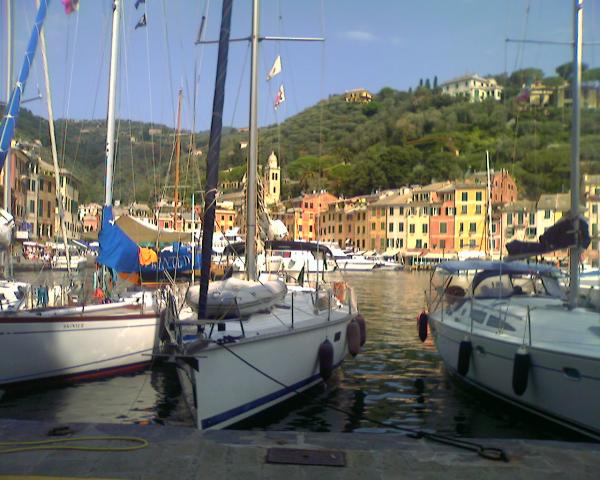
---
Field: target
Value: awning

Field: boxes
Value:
[383,248,401,257]
[116,215,192,244]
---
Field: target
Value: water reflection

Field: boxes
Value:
[1,269,585,439]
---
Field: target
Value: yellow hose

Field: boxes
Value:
[0,436,148,454]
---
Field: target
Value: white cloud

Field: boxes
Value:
[343,30,377,42]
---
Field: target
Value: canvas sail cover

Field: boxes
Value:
[506,216,591,258]
[97,206,140,273]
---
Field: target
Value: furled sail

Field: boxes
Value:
[0,0,48,171]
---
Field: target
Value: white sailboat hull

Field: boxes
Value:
[0,298,160,386]
[176,289,354,430]
[430,307,600,439]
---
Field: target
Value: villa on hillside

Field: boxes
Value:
[344,88,373,103]
[440,74,503,102]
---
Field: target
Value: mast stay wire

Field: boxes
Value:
[58,2,80,177]
[142,0,158,202]
[119,2,137,202]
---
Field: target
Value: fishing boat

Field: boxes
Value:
[161,0,362,430]
[0,0,162,387]
[420,0,600,440]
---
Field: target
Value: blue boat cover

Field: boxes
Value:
[97,206,140,273]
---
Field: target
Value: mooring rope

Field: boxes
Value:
[215,341,509,462]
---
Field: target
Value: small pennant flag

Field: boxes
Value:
[135,14,147,29]
[135,0,146,9]
[61,0,79,14]
[274,84,285,110]
[266,55,282,81]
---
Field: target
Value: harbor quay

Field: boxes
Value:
[0,419,599,479]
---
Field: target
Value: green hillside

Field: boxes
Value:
[7,64,600,204]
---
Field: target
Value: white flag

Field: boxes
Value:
[274,84,285,110]
[266,55,282,81]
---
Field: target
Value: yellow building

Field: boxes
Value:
[406,202,430,250]
[454,183,487,251]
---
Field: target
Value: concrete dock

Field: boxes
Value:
[0,419,599,479]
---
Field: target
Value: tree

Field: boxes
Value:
[433,75,438,89]
[425,78,431,89]
[419,78,423,87]
[556,61,588,80]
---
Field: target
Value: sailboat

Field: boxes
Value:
[161,0,362,430]
[420,0,600,440]
[0,0,162,387]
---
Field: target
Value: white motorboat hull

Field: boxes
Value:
[176,288,355,430]
[430,313,600,439]
[0,297,160,386]
[335,260,378,271]
[51,255,87,271]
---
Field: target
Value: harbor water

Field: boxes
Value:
[0,269,583,440]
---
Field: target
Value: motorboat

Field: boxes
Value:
[422,260,600,439]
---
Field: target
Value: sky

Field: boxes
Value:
[1,0,599,133]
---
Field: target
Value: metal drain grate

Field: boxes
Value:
[266,447,346,467]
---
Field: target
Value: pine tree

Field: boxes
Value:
[433,75,438,89]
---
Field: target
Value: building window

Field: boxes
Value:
[422,224,428,234]
[380,222,385,230]
[475,205,481,214]
[529,213,535,224]
[440,223,447,234]
[409,224,415,234]
[545,209,551,218]
[440,239,446,249]
[389,207,394,215]
[476,192,482,201]
[388,223,394,232]
[461,192,468,201]
[507,213,513,224]
[416,239,422,248]
[399,207,404,215]
[469,222,476,233]
[29,200,35,213]
[371,222,376,230]
[47,201,51,218]
[469,239,476,248]
[399,222,404,232]
[461,206,467,214]
[459,222,464,233]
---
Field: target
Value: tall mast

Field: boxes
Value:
[245,0,260,281]
[197,0,233,319]
[486,150,493,257]
[568,0,583,308]
[36,0,71,274]
[3,0,13,216]
[173,89,183,229]
[3,0,13,278]
[104,0,122,207]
